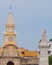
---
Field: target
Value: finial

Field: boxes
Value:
[42,28,46,34]
[6,6,14,25]
[41,28,48,43]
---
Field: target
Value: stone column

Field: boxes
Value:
[38,28,49,65]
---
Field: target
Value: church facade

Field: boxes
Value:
[0,11,39,65]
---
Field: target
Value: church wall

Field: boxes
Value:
[0,57,21,65]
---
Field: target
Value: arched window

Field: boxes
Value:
[7,61,14,65]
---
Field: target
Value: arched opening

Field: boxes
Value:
[7,61,14,65]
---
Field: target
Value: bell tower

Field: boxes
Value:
[4,7,16,47]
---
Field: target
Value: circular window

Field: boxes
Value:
[7,61,14,65]
[9,37,13,41]
[22,51,25,54]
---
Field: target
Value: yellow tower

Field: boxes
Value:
[4,7,16,47]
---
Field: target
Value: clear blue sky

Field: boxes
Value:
[0,0,52,50]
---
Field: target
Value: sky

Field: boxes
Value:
[0,0,52,51]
